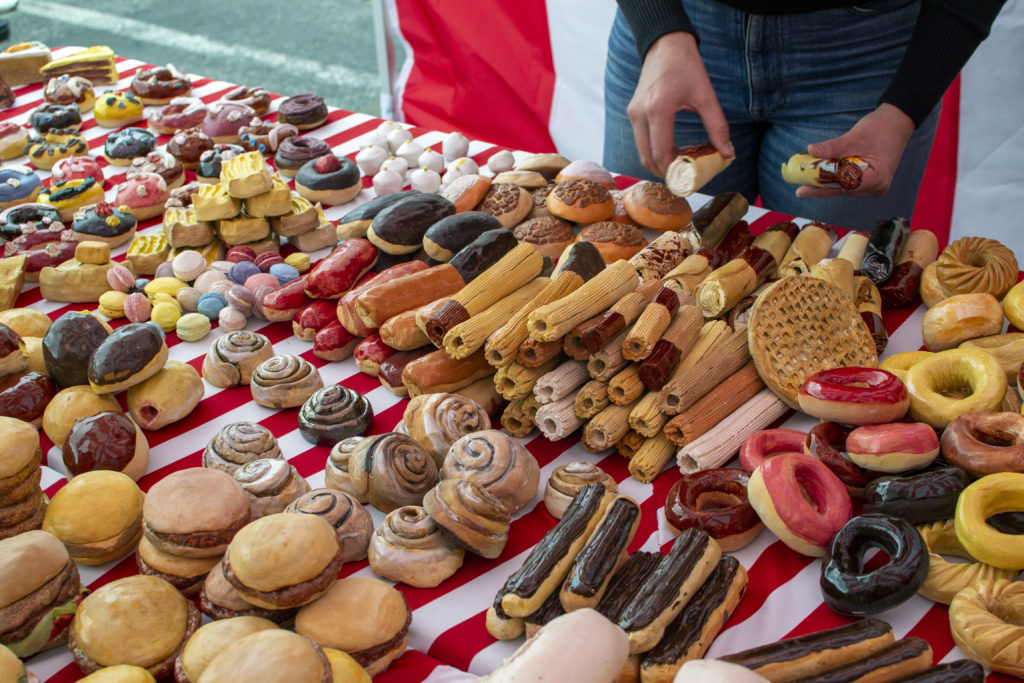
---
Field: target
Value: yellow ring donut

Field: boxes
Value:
[1005,281,1024,331]
[954,472,1024,570]
[949,579,1024,677]
[879,350,933,383]
[916,520,1016,604]
[904,347,1005,428]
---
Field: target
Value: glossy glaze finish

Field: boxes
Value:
[0,371,56,423]
[62,410,137,475]
[297,385,372,446]
[804,421,877,490]
[863,467,969,524]
[665,468,758,541]
[41,311,109,388]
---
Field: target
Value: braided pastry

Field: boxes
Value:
[949,579,1024,677]
[402,392,490,466]
[368,505,465,587]
[202,331,274,388]
[233,458,310,518]
[286,488,373,562]
[441,430,540,513]
[544,461,618,519]
[917,520,1016,604]
[347,433,438,513]
[203,422,283,474]
[936,236,1018,300]
[297,385,373,446]
[423,478,511,558]
[250,354,323,409]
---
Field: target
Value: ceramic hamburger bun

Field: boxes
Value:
[197,629,330,683]
[174,616,277,683]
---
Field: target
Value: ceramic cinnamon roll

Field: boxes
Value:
[324,437,365,502]
[201,330,274,388]
[368,505,465,587]
[347,432,438,513]
[440,429,540,513]
[544,462,618,519]
[423,478,511,558]
[203,421,283,474]
[401,392,491,466]
[286,488,373,562]
[250,354,324,409]
[233,458,310,518]
[297,385,373,446]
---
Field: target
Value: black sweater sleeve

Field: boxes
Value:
[880,0,1006,127]
[615,0,1007,128]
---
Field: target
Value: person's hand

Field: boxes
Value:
[796,103,915,198]
[626,31,733,178]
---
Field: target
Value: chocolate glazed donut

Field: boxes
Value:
[820,513,929,616]
[863,467,970,525]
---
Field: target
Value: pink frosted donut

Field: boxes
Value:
[748,452,852,557]
[739,429,807,471]
[201,101,256,144]
[798,367,909,425]
[219,85,271,116]
[129,150,185,190]
[846,422,940,473]
[51,156,104,188]
[148,96,208,135]
[114,171,170,222]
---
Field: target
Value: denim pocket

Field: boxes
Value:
[847,0,918,14]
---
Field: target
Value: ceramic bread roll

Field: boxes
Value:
[423,211,503,262]
[249,354,323,409]
[347,432,438,513]
[233,458,310,518]
[781,153,868,189]
[87,323,168,395]
[285,488,373,563]
[544,462,618,519]
[367,191,456,255]
[777,221,837,278]
[401,392,491,466]
[662,246,724,293]
[484,242,606,368]
[354,263,465,330]
[442,430,540,513]
[203,421,283,474]
[423,243,544,346]
[367,505,465,588]
[297,385,373,446]
[336,189,419,240]
[528,259,640,342]
[402,348,495,397]
[423,478,512,558]
[664,142,735,197]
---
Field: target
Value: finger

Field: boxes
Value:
[629,109,657,176]
[648,105,678,178]
[795,185,842,199]
[696,100,733,158]
[807,136,845,159]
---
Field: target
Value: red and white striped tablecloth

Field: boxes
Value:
[6,50,1015,682]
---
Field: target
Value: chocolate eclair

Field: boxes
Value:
[787,637,932,682]
[639,555,748,679]
[596,551,662,622]
[559,495,640,611]
[618,527,722,654]
[497,483,614,619]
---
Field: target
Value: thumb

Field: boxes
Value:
[807,136,845,159]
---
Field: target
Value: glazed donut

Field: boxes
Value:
[747,452,852,557]
[103,127,157,166]
[167,127,214,171]
[797,367,909,425]
[70,201,138,248]
[0,202,61,242]
[955,472,1024,570]
[864,467,970,525]
[804,421,879,496]
[879,350,932,382]
[942,412,1024,476]
[147,96,207,135]
[238,118,299,155]
[664,467,763,551]
[917,520,1017,605]
[277,92,328,130]
[905,347,1006,428]
[738,428,805,471]
[29,103,81,134]
[949,579,1024,677]
[201,101,256,144]
[25,129,88,171]
[820,513,928,616]
[43,74,95,111]
[274,136,332,178]
[219,85,272,116]
[39,176,104,222]
[196,144,244,182]
[936,236,1019,300]
[113,171,170,222]
[129,150,185,190]
[0,122,29,160]
[51,156,104,188]
[922,293,1004,352]
[845,422,940,473]
[130,64,191,104]
[0,165,42,209]
[93,90,145,128]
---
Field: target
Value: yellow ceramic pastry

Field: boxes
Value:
[94,90,145,128]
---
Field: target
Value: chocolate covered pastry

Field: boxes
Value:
[297,385,373,446]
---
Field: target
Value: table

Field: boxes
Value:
[5,50,1012,682]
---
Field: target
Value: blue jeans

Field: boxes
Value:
[604,0,941,231]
